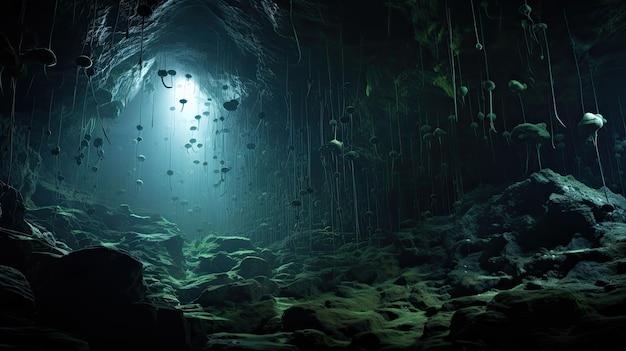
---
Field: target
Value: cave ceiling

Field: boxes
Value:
[1,0,626,184]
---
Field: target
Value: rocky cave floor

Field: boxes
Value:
[2,168,626,351]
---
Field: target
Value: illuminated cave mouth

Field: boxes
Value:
[0,0,624,239]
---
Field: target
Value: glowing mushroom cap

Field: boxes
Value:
[482,80,496,91]
[433,128,447,137]
[93,137,104,148]
[327,139,343,152]
[511,122,550,145]
[508,80,527,94]
[20,47,57,67]
[344,150,360,161]
[223,99,239,111]
[457,86,469,97]
[519,4,531,16]
[75,55,93,69]
[578,112,606,136]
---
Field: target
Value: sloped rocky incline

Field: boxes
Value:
[1,168,626,350]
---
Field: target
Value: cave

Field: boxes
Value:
[2,0,626,350]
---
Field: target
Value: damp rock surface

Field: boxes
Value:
[2,170,626,349]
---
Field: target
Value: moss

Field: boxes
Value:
[432,75,454,98]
